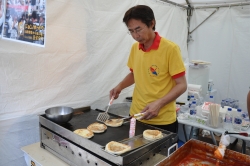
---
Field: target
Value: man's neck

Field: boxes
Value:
[143,32,156,50]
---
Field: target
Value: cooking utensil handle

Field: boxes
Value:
[108,97,114,106]
[133,112,145,117]
[105,105,110,113]
[225,131,249,137]
[105,97,114,113]
[121,116,132,120]
[167,143,178,157]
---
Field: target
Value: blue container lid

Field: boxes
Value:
[237,108,242,112]
[228,108,232,111]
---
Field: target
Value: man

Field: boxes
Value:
[248,88,250,119]
[110,5,187,133]
[17,0,25,5]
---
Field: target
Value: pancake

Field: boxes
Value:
[105,141,131,155]
[104,119,123,127]
[73,129,94,139]
[87,122,107,133]
[143,129,163,141]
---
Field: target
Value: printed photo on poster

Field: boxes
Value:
[0,0,4,36]
[2,0,46,46]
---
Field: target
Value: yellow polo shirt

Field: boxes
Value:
[127,33,185,125]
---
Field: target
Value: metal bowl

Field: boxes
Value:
[45,106,73,124]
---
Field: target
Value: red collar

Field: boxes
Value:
[139,32,161,52]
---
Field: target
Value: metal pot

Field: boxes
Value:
[45,106,73,124]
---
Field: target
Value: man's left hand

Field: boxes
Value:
[140,100,162,120]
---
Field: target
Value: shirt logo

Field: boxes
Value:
[148,65,159,77]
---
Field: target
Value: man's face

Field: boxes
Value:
[127,19,153,45]
[19,0,24,5]
[39,17,44,23]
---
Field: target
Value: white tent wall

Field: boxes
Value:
[188,5,250,112]
[0,0,187,165]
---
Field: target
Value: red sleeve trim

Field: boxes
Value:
[172,71,185,79]
[130,68,133,72]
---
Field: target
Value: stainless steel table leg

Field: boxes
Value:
[189,126,194,140]
[182,124,188,142]
[242,140,246,154]
[210,131,217,146]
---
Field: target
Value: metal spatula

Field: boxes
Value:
[97,97,114,123]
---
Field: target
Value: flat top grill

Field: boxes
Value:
[40,107,177,165]
[41,108,172,147]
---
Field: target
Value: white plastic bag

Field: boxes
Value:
[214,133,230,160]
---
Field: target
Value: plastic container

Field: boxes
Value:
[180,105,189,114]
[221,98,239,109]
[221,100,225,108]
[189,95,195,108]
[208,79,214,92]
[224,108,233,131]
[241,111,250,131]
[207,95,214,103]
[233,108,242,132]
[188,65,210,97]
[189,101,197,123]
[129,118,136,138]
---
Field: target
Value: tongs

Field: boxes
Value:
[131,112,145,119]
[96,97,114,123]
[224,131,249,137]
[119,113,145,121]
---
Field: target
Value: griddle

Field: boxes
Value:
[39,106,177,166]
[41,108,170,147]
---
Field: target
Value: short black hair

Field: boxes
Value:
[123,5,156,30]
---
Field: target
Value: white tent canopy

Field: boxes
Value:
[0,0,250,165]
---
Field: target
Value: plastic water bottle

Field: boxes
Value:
[189,95,195,108]
[224,108,233,131]
[189,101,197,123]
[224,99,229,107]
[241,111,250,131]
[234,100,239,109]
[233,108,242,132]
[221,100,225,108]
[229,101,234,108]
[208,95,214,103]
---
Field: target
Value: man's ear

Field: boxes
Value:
[151,20,156,29]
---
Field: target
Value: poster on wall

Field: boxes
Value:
[0,0,4,36]
[2,0,46,46]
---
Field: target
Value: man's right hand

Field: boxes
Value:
[110,85,122,100]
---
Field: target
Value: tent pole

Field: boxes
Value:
[187,6,193,48]
[189,8,219,35]
[185,0,191,8]
[194,2,250,9]
[159,0,188,9]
